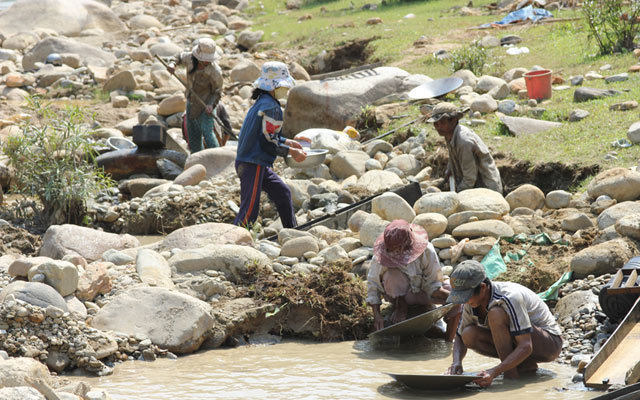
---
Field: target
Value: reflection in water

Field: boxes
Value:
[81,340,598,400]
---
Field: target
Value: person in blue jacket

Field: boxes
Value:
[234,62,306,229]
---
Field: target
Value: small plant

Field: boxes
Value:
[1,96,113,226]
[582,0,640,55]
[450,45,488,76]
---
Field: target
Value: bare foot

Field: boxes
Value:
[518,360,539,375]
[504,369,520,380]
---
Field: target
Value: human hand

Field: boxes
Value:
[473,369,496,388]
[286,139,303,150]
[446,364,463,375]
[205,105,214,114]
[289,148,306,162]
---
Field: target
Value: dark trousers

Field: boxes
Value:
[233,161,297,229]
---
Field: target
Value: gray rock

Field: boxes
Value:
[129,14,162,30]
[356,170,403,193]
[478,35,499,48]
[27,260,78,296]
[498,100,517,115]
[372,192,415,222]
[574,87,620,102]
[159,222,252,251]
[237,30,263,49]
[545,190,571,209]
[136,249,174,288]
[0,387,45,400]
[385,154,421,176]
[570,75,584,86]
[8,256,52,278]
[22,36,116,71]
[431,235,456,248]
[101,249,134,265]
[475,75,507,94]
[614,213,640,240]
[230,60,261,83]
[317,244,349,263]
[0,281,68,311]
[561,213,594,232]
[452,220,514,239]
[457,188,509,214]
[91,286,214,354]
[359,213,390,247]
[127,178,171,198]
[447,210,502,230]
[280,236,319,258]
[39,224,139,262]
[168,244,269,281]
[470,94,498,114]
[569,109,589,122]
[330,150,370,179]
[505,184,544,210]
[627,121,640,144]
[413,192,460,217]
[570,238,633,278]
[555,290,598,321]
[498,114,562,137]
[500,35,522,46]
[605,73,628,83]
[412,213,448,239]
[587,168,640,202]
[149,42,182,58]
[363,139,393,157]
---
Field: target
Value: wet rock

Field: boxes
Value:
[159,222,253,251]
[280,236,319,258]
[561,213,594,232]
[230,60,261,82]
[413,192,460,217]
[356,170,402,193]
[174,164,206,186]
[574,87,620,102]
[76,262,111,301]
[22,37,116,71]
[8,256,52,278]
[385,154,421,176]
[597,201,640,230]
[457,188,509,214]
[505,184,544,210]
[91,286,214,354]
[0,0,127,37]
[168,244,268,281]
[570,238,633,278]
[614,213,640,240]
[0,281,68,310]
[136,249,174,288]
[184,147,236,179]
[569,109,589,122]
[412,213,448,239]
[359,213,390,247]
[39,224,140,262]
[27,260,78,297]
[587,168,640,202]
[372,192,415,223]
[452,220,514,239]
[545,190,571,209]
[330,150,369,179]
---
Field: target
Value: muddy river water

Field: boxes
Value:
[81,339,599,400]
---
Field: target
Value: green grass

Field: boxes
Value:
[247,0,640,170]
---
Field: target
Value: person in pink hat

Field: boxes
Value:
[366,219,461,341]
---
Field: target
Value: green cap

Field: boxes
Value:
[446,260,487,304]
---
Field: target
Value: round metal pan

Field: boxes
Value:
[386,373,478,391]
[407,77,464,100]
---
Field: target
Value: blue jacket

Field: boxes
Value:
[236,93,289,167]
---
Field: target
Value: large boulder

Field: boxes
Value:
[447,210,502,230]
[597,201,640,230]
[505,184,544,210]
[371,192,416,223]
[168,244,268,281]
[412,213,448,239]
[457,188,510,214]
[91,286,214,354]
[22,37,116,71]
[356,170,402,193]
[158,223,252,251]
[452,220,514,239]
[570,238,633,278]
[280,236,319,258]
[587,168,640,202]
[385,154,421,176]
[615,213,640,240]
[554,290,598,321]
[39,224,139,262]
[0,0,127,37]
[157,94,186,116]
[330,150,370,179]
[413,192,460,217]
[282,67,431,137]
[103,70,137,92]
[27,260,78,297]
[0,357,52,388]
[184,147,236,179]
[0,281,68,311]
[359,213,390,247]
[136,249,174,288]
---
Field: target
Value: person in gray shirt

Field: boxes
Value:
[428,102,503,194]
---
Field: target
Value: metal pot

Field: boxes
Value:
[285,149,328,168]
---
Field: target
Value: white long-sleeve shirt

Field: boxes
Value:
[366,242,444,305]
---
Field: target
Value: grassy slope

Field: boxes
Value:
[247,0,640,171]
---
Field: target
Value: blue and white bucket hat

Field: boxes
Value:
[254,61,295,91]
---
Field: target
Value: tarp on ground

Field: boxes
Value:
[480,5,553,28]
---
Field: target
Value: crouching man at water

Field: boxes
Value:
[445,260,563,387]
[366,220,462,341]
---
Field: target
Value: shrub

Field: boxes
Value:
[450,45,487,76]
[582,0,640,55]
[1,96,113,226]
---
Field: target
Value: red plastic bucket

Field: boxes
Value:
[523,69,552,101]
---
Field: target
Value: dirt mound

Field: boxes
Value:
[0,224,41,256]
[305,37,378,75]
[246,261,372,341]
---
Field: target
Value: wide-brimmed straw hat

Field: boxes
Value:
[254,61,296,91]
[373,220,429,268]
[427,102,468,123]
[192,38,219,63]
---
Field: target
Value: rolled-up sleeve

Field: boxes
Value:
[366,259,384,305]
[419,244,444,296]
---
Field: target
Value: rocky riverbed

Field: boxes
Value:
[1,0,640,398]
